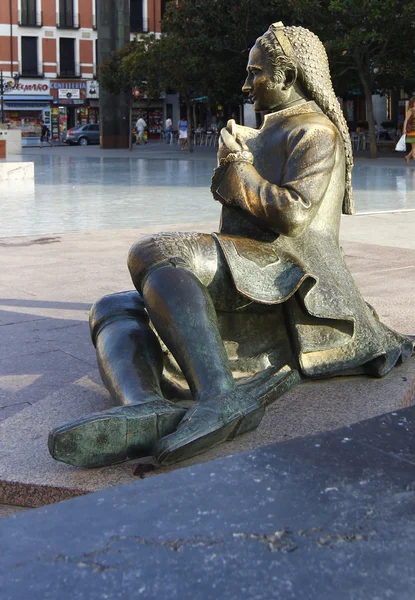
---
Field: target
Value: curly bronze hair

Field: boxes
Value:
[256,23,355,215]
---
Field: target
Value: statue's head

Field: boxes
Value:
[242,23,302,112]
[243,22,355,216]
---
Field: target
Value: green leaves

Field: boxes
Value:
[99,0,293,111]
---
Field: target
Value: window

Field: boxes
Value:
[20,0,37,26]
[130,0,144,33]
[59,38,76,76]
[21,37,38,76]
[58,0,76,28]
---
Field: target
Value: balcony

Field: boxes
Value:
[56,12,80,29]
[57,63,81,78]
[18,10,43,27]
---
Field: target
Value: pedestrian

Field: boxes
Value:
[39,121,52,148]
[165,117,173,144]
[135,114,147,145]
[178,116,188,150]
[403,97,415,165]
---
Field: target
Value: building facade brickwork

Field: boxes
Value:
[0,0,164,144]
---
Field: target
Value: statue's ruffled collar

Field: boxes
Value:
[262,101,320,128]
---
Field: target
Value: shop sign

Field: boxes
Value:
[51,81,87,90]
[86,80,99,99]
[55,99,84,105]
[58,89,80,99]
[4,79,51,95]
[51,80,87,103]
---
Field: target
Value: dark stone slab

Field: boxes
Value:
[1,406,415,600]
[340,408,415,465]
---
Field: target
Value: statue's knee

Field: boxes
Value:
[128,238,154,287]
[89,291,146,345]
[128,235,174,290]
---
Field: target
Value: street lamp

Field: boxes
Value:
[1,72,20,124]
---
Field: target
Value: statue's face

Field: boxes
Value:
[242,45,285,112]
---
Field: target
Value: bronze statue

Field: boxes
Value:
[49,23,413,468]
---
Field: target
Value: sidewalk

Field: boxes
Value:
[0,213,414,512]
[1,142,415,514]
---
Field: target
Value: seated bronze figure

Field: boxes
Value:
[49,23,413,468]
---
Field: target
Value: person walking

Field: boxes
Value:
[403,97,415,165]
[178,116,188,150]
[135,114,147,145]
[165,117,173,144]
[39,121,52,148]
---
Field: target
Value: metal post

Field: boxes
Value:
[97,0,131,149]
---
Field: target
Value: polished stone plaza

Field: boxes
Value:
[1,146,415,238]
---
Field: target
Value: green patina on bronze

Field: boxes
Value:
[48,23,413,468]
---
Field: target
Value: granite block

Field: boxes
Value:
[1,407,415,599]
[0,357,414,508]
[0,504,29,519]
[0,162,34,180]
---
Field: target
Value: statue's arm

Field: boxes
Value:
[213,126,337,237]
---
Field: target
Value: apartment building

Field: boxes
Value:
[0,0,165,144]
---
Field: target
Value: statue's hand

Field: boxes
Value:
[212,126,254,206]
[219,128,249,156]
[219,127,248,152]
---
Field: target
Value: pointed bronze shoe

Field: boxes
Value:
[48,400,186,468]
[154,389,265,465]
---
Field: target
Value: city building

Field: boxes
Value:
[0,0,168,144]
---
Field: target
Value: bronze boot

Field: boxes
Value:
[155,389,265,465]
[48,400,186,468]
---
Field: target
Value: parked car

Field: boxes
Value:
[65,124,100,146]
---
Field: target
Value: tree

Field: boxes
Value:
[99,0,292,151]
[287,0,415,158]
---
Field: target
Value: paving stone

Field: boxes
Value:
[0,356,413,508]
[0,349,96,423]
[0,374,136,506]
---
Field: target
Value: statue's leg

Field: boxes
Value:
[127,234,266,464]
[48,291,186,467]
[89,292,165,406]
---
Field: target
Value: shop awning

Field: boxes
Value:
[4,96,54,108]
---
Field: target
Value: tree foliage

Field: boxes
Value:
[287,0,415,157]
[98,1,292,123]
[98,0,415,157]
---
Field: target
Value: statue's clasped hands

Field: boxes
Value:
[218,120,254,166]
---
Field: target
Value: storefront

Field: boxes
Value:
[342,92,366,130]
[50,80,86,140]
[132,88,164,139]
[132,103,163,139]
[3,79,53,145]
[86,81,100,124]
[50,80,99,140]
